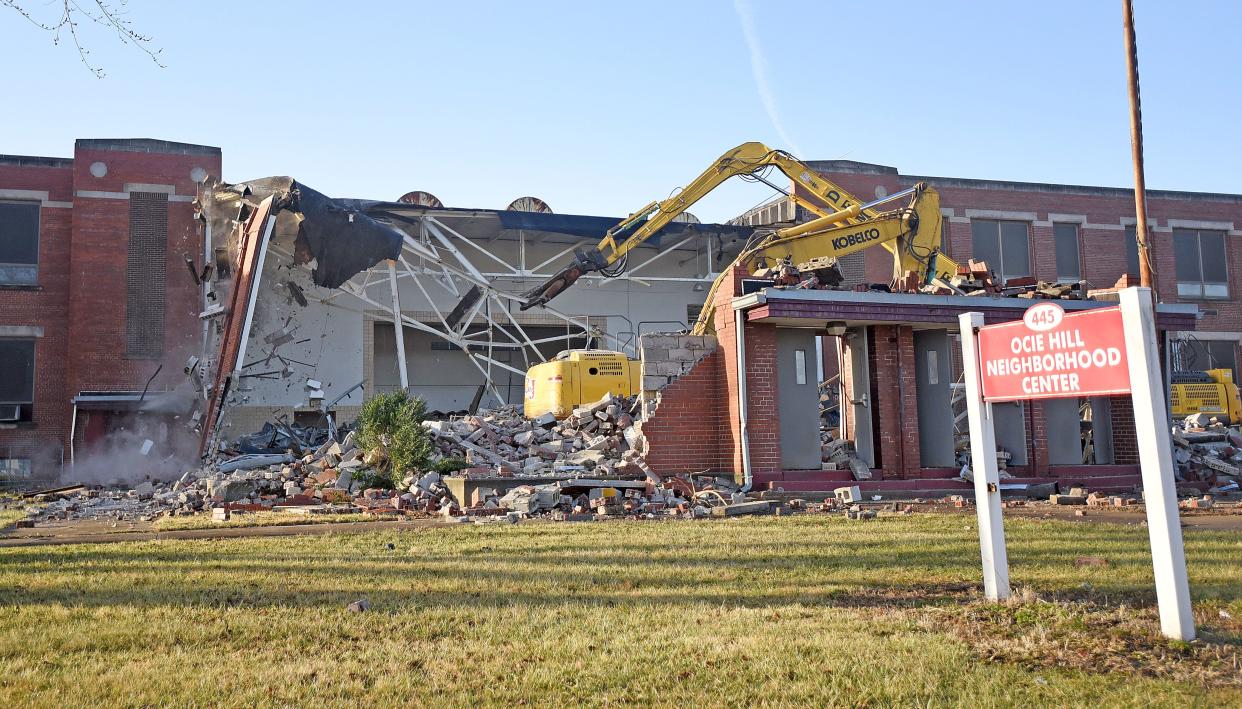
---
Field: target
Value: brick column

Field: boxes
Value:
[713,266,782,482]
[1028,401,1051,475]
[870,325,921,478]
[1110,397,1139,464]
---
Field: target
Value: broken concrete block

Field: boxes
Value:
[834,486,861,504]
[498,484,560,514]
[417,472,442,492]
[1049,494,1087,505]
[710,500,770,517]
[847,458,872,481]
[207,479,257,502]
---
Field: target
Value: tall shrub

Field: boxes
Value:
[356,391,434,477]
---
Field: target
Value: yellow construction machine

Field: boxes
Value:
[1170,369,1242,424]
[522,142,963,417]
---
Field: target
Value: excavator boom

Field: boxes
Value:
[519,142,881,310]
[690,182,959,334]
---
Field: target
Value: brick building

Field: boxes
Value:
[0,139,221,482]
[641,162,1237,494]
[795,160,1242,378]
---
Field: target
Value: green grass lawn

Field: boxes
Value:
[0,514,1237,707]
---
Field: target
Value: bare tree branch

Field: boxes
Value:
[2,0,164,78]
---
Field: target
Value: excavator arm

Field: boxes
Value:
[519,142,881,310]
[690,182,960,334]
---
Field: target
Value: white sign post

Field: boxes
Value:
[959,287,1195,640]
[1118,288,1196,640]
[958,311,1011,601]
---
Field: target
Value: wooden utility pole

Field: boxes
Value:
[1123,0,1155,294]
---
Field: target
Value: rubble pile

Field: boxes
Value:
[1172,414,1241,494]
[25,429,455,523]
[21,394,665,525]
[466,473,746,522]
[424,395,648,478]
[757,255,1091,302]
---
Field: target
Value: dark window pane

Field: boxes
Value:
[1172,229,1201,283]
[1124,227,1140,276]
[1053,223,1080,279]
[1200,231,1228,283]
[1000,221,1030,279]
[971,220,1000,268]
[0,339,35,402]
[0,202,40,264]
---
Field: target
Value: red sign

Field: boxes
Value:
[977,302,1131,402]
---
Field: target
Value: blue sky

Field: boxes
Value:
[2,0,1238,223]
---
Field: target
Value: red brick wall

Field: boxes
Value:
[640,351,725,474]
[0,161,74,467]
[0,140,220,477]
[68,147,220,396]
[642,265,785,480]
[1110,397,1139,465]
[1028,401,1050,475]
[709,266,783,481]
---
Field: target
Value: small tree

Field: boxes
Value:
[356,391,434,481]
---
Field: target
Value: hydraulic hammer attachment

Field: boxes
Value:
[519,248,609,310]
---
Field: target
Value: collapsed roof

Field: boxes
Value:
[193,177,755,457]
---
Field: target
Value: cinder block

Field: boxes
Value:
[642,376,669,391]
[668,348,695,362]
[640,347,670,363]
[652,361,682,376]
[640,334,679,349]
[683,335,718,351]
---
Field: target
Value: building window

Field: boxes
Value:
[125,192,169,358]
[1174,338,1238,383]
[1123,226,1141,277]
[1173,229,1228,299]
[970,219,1030,284]
[1053,223,1081,282]
[0,201,40,286]
[0,339,35,423]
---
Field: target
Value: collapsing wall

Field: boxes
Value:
[636,334,725,474]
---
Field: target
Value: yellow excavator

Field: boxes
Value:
[522,142,963,417]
